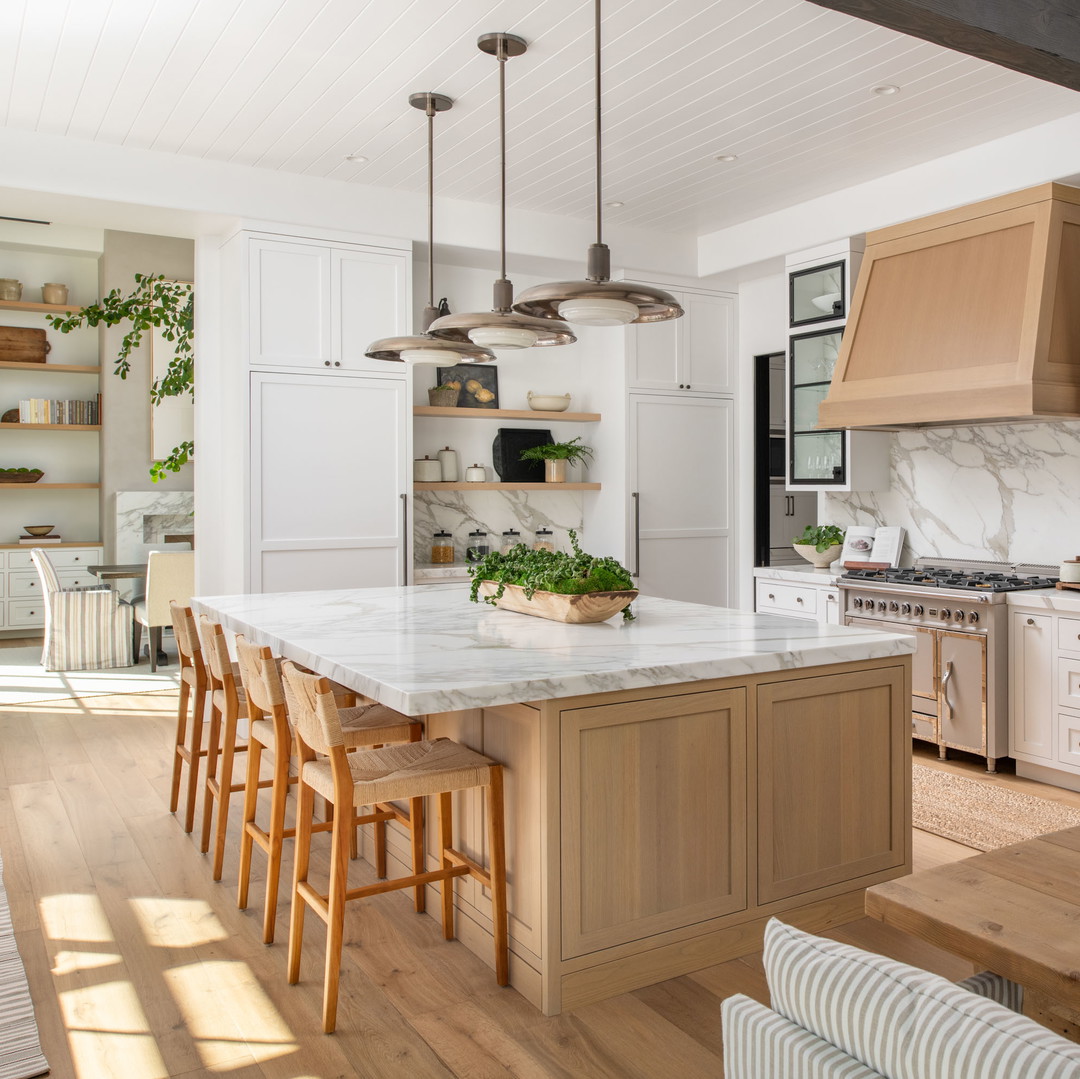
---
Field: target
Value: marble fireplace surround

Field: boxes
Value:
[823,420,1080,567]
[115,490,195,564]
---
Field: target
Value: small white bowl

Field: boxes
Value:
[528,392,571,412]
[810,292,842,314]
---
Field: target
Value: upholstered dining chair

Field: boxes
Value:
[134,550,195,671]
[30,547,132,671]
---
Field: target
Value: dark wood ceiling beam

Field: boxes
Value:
[806,0,1080,92]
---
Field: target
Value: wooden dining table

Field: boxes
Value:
[87,563,147,581]
[865,825,1080,1039]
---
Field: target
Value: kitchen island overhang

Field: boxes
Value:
[192,584,914,1015]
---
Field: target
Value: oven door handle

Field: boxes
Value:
[940,659,954,713]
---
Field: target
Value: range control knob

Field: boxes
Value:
[853,597,864,610]
[901,603,912,615]
[913,604,924,616]
[955,610,966,623]
[939,608,952,621]
[889,601,899,612]
[877,600,888,612]
[969,611,979,624]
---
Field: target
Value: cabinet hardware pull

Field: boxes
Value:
[767,593,775,600]
[324,360,331,366]
[796,596,803,603]
[941,660,954,714]
[1026,618,1036,626]
[334,361,341,367]
[631,492,641,577]
[827,594,836,601]
[400,493,408,584]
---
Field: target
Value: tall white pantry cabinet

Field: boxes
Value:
[199,226,411,596]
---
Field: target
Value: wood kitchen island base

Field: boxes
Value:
[375,656,911,1015]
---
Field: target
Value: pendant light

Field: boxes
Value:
[366,92,495,365]
[429,33,575,352]
[511,0,683,327]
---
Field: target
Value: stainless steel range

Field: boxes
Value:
[840,559,1058,772]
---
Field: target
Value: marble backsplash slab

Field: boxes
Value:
[413,490,584,565]
[822,420,1080,566]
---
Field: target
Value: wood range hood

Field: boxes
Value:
[818,183,1080,429]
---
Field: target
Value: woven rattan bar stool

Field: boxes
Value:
[169,602,209,833]
[281,661,508,1033]
[233,635,423,943]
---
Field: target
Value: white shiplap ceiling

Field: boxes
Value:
[2,0,1078,237]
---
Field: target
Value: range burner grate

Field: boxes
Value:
[841,564,1058,592]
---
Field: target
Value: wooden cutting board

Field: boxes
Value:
[1056,581,1080,592]
[0,326,51,363]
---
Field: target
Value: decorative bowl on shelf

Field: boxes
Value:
[793,542,842,568]
[527,391,571,412]
[477,580,638,624]
[22,525,55,536]
[0,468,44,483]
[810,292,842,315]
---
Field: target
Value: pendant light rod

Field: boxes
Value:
[409,91,453,330]
[594,0,603,249]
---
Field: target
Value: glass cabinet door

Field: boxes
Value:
[789,260,845,327]
[789,327,845,485]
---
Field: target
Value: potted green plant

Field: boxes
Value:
[469,529,636,623]
[428,382,461,407]
[518,436,593,483]
[793,524,845,568]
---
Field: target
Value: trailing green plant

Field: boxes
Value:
[468,529,636,621]
[46,273,194,481]
[518,436,593,466]
[793,524,845,552]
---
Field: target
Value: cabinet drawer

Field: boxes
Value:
[9,569,103,597]
[8,599,45,628]
[1057,711,1080,771]
[7,547,101,570]
[1058,656,1080,711]
[756,581,818,616]
[1059,617,1080,655]
[911,713,937,744]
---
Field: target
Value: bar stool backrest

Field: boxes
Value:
[197,615,232,688]
[281,661,345,755]
[234,635,285,716]
[170,602,202,669]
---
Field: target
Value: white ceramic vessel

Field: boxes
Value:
[528,391,571,412]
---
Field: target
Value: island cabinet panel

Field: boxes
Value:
[559,689,747,958]
[756,666,909,905]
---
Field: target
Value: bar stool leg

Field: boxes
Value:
[437,791,454,940]
[261,742,291,944]
[201,702,223,853]
[287,765,315,986]
[487,767,509,986]
[171,679,190,814]
[236,734,262,912]
[211,705,239,881]
[183,682,207,834]
[410,795,425,913]
[322,799,351,1034]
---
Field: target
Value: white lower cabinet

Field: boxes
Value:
[629,394,732,607]
[2,545,103,631]
[755,578,840,625]
[249,372,408,592]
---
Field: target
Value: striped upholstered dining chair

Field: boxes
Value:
[30,547,132,671]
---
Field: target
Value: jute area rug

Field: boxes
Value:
[0,849,48,1079]
[912,763,1080,851]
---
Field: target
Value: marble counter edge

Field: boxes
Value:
[1007,588,1080,614]
[753,566,843,586]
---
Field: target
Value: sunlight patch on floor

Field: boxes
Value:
[61,980,170,1077]
[40,893,114,943]
[52,949,123,974]
[129,896,229,948]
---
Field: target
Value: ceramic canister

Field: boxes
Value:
[437,445,459,482]
[413,455,442,482]
[1061,558,1080,584]
[465,463,486,482]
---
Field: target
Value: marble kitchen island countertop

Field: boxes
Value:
[192,582,914,716]
[752,564,844,586]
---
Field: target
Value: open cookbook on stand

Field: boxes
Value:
[840,525,905,569]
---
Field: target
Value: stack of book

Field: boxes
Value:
[17,398,100,424]
[18,534,62,544]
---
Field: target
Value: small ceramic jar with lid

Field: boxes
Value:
[41,283,68,305]
[0,279,22,301]
[464,463,487,482]
[437,445,459,482]
[431,529,455,564]
[501,529,522,554]
[414,455,442,482]
[533,527,555,552]
[466,529,490,563]
[1061,557,1080,584]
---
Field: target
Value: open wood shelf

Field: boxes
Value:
[0,298,83,315]
[0,361,100,373]
[414,406,601,422]
[0,540,101,549]
[413,481,600,491]
[0,423,100,431]
[0,483,100,489]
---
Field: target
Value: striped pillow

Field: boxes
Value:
[764,919,1080,1079]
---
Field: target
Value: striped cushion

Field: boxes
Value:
[722,994,884,1078]
[764,919,1080,1079]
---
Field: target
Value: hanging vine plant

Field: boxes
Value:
[45,272,194,482]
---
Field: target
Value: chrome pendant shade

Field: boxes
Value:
[429,33,575,352]
[366,92,495,365]
[512,0,683,327]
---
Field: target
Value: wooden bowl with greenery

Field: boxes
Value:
[0,467,44,484]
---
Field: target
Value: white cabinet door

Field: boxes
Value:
[1010,610,1054,760]
[250,372,408,592]
[249,239,332,368]
[629,394,732,606]
[627,311,682,390]
[684,292,734,394]
[334,247,409,374]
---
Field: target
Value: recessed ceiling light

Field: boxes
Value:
[715,154,738,163]
[605,200,624,208]
[872,84,900,96]
[344,151,368,163]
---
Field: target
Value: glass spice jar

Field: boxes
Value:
[431,529,454,564]
[533,527,555,552]
[501,529,521,554]
[465,529,490,563]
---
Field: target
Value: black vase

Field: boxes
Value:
[491,428,553,482]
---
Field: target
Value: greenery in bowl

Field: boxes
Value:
[0,467,43,475]
[468,529,636,620]
[793,524,845,552]
[518,436,593,466]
